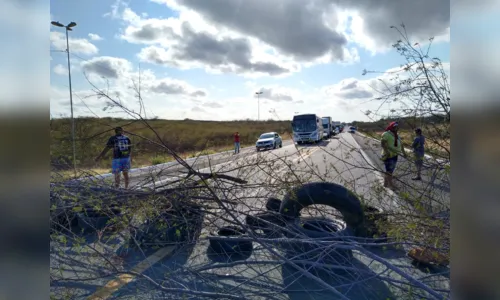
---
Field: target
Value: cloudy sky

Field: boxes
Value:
[50,0,450,122]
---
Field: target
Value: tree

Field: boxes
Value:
[363,23,450,160]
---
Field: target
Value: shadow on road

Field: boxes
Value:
[411,260,450,279]
[282,257,395,300]
[296,140,331,148]
[363,244,408,260]
[206,244,253,263]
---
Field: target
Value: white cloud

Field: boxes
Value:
[88,33,103,41]
[202,101,223,109]
[118,4,357,77]
[50,31,98,55]
[321,61,450,119]
[258,86,295,102]
[50,0,450,122]
[51,55,208,119]
[53,64,67,75]
[323,78,374,99]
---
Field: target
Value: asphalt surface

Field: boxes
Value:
[51,131,450,299]
[352,132,450,214]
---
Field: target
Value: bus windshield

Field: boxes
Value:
[292,119,317,132]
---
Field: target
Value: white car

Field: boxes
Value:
[256,132,283,151]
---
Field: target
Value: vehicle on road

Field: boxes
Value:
[291,114,324,144]
[348,126,357,133]
[321,116,333,139]
[256,132,283,151]
[334,126,340,135]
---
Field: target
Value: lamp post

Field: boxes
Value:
[51,21,77,176]
[255,91,263,121]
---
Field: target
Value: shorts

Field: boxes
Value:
[383,155,398,174]
[414,154,424,168]
[112,157,131,174]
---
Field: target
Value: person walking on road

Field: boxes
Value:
[411,127,425,180]
[234,132,240,154]
[95,127,132,189]
[381,121,406,189]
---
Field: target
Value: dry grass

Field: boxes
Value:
[50,117,292,171]
[357,116,451,159]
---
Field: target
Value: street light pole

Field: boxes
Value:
[255,91,263,121]
[52,21,77,176]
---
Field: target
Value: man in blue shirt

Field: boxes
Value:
[95,127,132,189]
[411,128,425,180]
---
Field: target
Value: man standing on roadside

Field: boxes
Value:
[95,127,132,189]
[411,128,425,180]
[381,121,406,189]
[234,132,240,154]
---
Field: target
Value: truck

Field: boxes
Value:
[331,121,342,135]
[291,114,324,144]
[321,116,333,139]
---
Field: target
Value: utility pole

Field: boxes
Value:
[255,91,263,121]
[51,20,77,176]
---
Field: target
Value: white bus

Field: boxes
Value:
[291,114,324,144]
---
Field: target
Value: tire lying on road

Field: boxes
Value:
[208,226,253,259]
[279,182,366,237]
[245,212,291,238]
[265,197,282,212]
[283,217,354,262]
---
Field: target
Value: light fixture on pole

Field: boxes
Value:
[51,20,77,176]
[255,91,263,121]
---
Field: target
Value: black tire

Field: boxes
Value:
[279,182,366,237]
[266,197,282,212]
[256,147,259,152]
[245,212,290,238]
[273,142,276,149]
[208,226,253,257]
[283,217,353,262]
[279,142,283,148]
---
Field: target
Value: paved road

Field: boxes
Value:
[352,132,450,214]
[51,132,450,299]
[84,139,294,188]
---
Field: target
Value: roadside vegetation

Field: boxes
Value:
[353,115,450,159]
[50,117,292,173]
